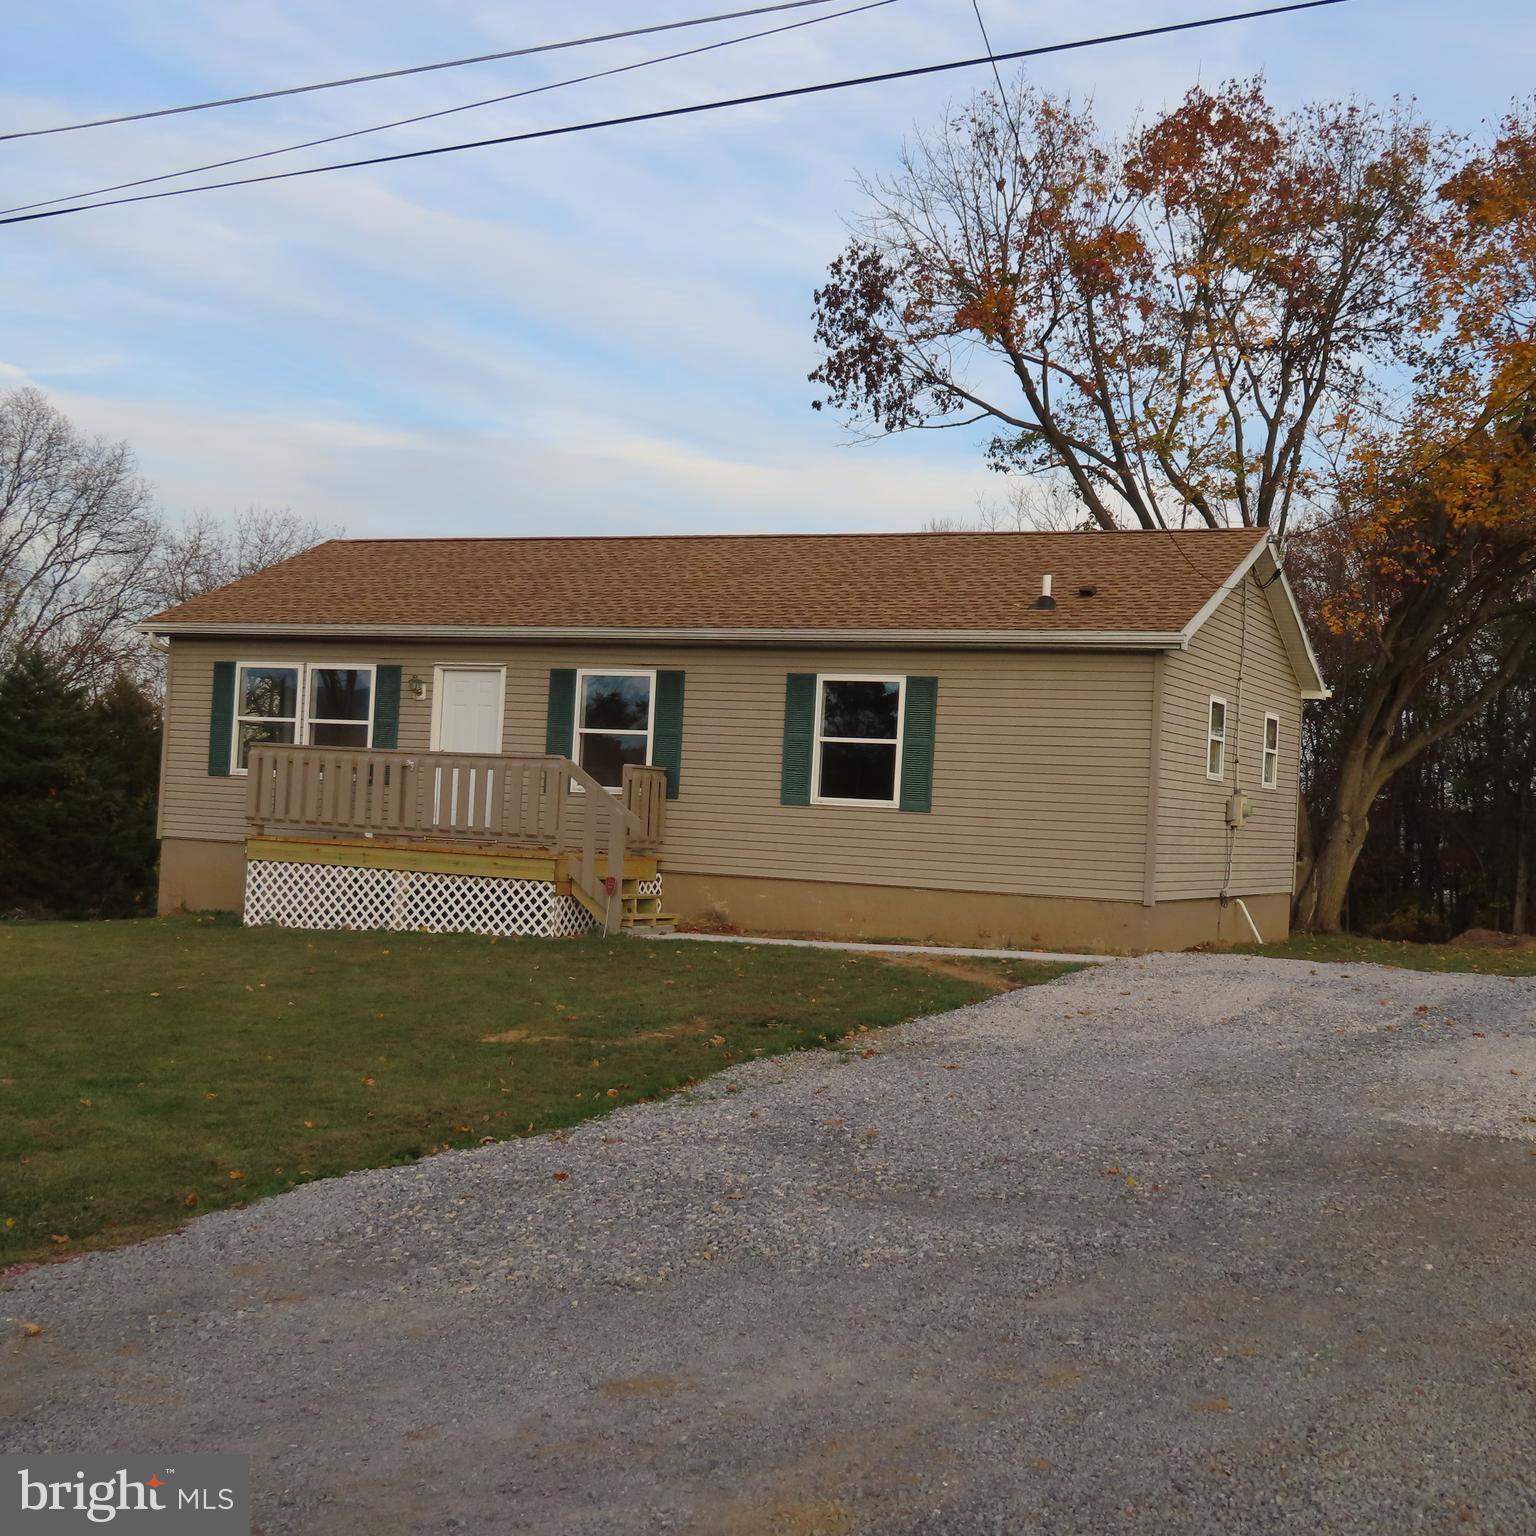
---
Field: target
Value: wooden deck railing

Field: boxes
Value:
[244,747,667,933]
[621,763,667,851]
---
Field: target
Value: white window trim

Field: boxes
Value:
[230,660,377,775]
[811,673,906,809]
[570,667,657,793]
[428,664,507,753]
[1261,711,1280,790]
[1206,694,1228,782]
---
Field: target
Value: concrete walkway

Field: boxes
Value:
[636,929,1113,964]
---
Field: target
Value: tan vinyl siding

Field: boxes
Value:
[1154,581,1303,902]
[162,640,1156,903]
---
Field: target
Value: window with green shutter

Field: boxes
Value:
[653,670,685,799]
[780,673,816,805]
[373,665,402,749]
[217,661,386,772]
[545,668,577,757]
[783,673,938,811]
[208,661,236,776]
[898,676,938,812]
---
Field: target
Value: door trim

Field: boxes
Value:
[429,665,507,753]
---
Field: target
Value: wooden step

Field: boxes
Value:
[621,913,676,932]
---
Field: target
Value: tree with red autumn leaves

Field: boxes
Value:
[811,78,1536,933]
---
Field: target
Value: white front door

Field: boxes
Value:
[435,668,504,754]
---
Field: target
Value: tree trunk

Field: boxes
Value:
[1293,789,1316,921]
[1295,802,1372,933]
[1515,784,1531,935]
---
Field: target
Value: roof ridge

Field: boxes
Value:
[327,528,1266,546]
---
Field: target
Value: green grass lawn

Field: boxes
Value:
[0,918,1077,1266]
[1240,932,1536,976]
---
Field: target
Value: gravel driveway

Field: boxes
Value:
[4,952,1534,1535]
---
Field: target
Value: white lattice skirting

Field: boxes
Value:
[245,858,603,938]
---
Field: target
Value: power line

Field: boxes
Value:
[0,0,1351,228]
[0,0,839,142]
[0,0,896,217]
[968,0,1013,114]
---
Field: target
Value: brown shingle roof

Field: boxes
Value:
[140,528,1268,638]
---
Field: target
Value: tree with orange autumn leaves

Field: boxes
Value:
[811,79,1536,933]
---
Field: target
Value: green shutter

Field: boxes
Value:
[373,664,402,749]
[653,670,685,799]
[780,673,816,806]
[545,668,577,757]
[899,676,938,813]
[208,660,236,776]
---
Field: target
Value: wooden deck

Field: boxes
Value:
[243,746,669,933]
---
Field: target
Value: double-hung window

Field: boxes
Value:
[1261,712,1280,789]
[233,662,375,771]
[813,676,904,805]
[573,669,654,789]
[1206,695,1228,780]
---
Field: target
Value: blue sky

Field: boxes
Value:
[3,0,1533,538]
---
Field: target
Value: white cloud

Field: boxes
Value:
[46,387,994,535]
[4,0,1530,542]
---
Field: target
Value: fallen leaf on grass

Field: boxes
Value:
[183,1193,198,1208]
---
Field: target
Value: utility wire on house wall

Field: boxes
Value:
[0,1,1351,227]
[0,0,897,217]
[0,0,841,142]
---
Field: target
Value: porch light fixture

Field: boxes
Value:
[408,673,426,699]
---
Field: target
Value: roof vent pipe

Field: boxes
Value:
[1033,573,1056,610]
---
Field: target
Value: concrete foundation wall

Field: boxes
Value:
[664,870,1291,954]
[158,837,246,914]
[160,838,1291,953]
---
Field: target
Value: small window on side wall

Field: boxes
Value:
[1262,712,1280,789]
[814,676,903,805]
[1206,695,1227,781]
